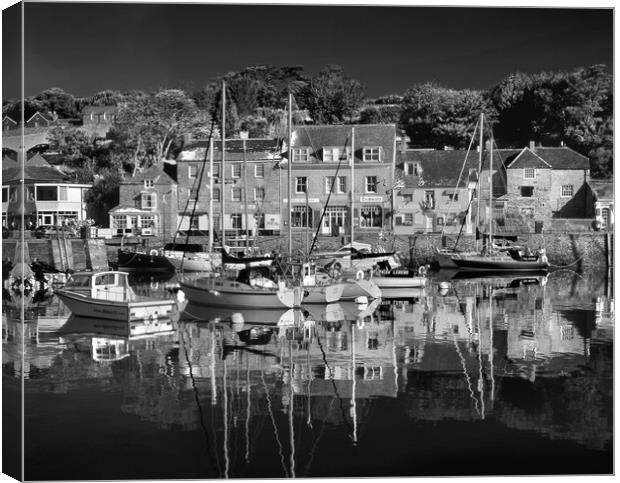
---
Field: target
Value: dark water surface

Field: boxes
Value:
[3,270,613,479]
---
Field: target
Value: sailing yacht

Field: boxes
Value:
[451,114,549,273]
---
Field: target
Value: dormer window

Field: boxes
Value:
[292,148,310,163]
[363,147,381,162]
[144,179,154,188]
[524,168,536,179]
[404,162,420,175]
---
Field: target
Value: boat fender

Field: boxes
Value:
[231,313,245,324]
[176,290,186,303]
[418,265,428,277]
[149,280,159,291]
[356,270,364,281]
[150,249,158,257]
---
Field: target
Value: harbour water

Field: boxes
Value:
[3,269,613,479]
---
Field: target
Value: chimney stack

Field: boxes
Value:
[529,140,536,151]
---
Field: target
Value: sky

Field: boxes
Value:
[1,2,614,100]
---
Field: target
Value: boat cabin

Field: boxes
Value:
[65,271,136,302]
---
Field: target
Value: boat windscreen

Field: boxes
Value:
[66,274,92,287]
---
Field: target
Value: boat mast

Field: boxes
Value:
[350,127,355,265]
[489,128,494,253]
[476,113,484,253]
[208,137,214,252]
[243,138,249,242]
[288,93,293,262]
[221,80,227,247]
[351,320,358,444]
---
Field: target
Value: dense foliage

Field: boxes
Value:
[3,64,612,223]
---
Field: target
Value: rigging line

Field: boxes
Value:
[260,369,290,478]
[308,136,351,256]
[173,117,217,245]
[440,117,481,240]
[179,325,218,477]
[452,333,481,416]
[454,153,485,248]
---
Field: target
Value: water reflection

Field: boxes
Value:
[3,270,613,478]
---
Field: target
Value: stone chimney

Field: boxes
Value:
[529,140,536,151]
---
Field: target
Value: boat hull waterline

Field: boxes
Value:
[179,278,302,309]
[56,291,176,322]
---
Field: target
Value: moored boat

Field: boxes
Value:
[163,243,222,272]
[373,267,427,289]
[55,271,177,322]
[452,248,549,272]
[179,268,303,309]
[116,248,174,272]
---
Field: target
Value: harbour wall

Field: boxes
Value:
[2,231,612,272]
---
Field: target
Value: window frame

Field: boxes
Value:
[254,187,265,201]
[520,186,534,198]
[561,184,574,197]
[292,147,310,163]
[523,168,536,179]
[231,164,241,179]
[144,179,154,188]
[231,213,243,229]
[362,147,381,162]
[365,176,378,194]
[295,176,308,194]
[188,165,198,179]
[231,187,242,202]
[254,164,264,178]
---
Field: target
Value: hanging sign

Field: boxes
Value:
[360,196,383,203]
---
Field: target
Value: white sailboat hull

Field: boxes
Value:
[165,251,222,272]
[302,283,344,304]
[340,279,381,300]
[180,277,302,309]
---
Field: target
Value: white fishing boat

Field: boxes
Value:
[179,268,303,309]
[373,267,427,289]
[55,271,177,322]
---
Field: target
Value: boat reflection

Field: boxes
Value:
[2,269,613,478]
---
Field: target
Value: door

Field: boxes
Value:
[601,208,610,229]
[322,215,331,235]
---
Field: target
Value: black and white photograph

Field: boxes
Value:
[1,1,614,480]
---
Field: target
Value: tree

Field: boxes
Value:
[359,104,402,125]
[399,83,492,148]
[34,87,78,118]
[84,168,123,226]
[297,65,365,124]
[47,126,97,167]
[113,89,206,171]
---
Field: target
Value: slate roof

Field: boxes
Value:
[396,145,591,188]
[396,149,517,189]
[2,153,68,182]
[125,164,176,185]
[178,138,281,162]
[83,106,118,114]
[289,124,396,163]
[589,180,614,201]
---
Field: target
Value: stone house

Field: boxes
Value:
[282,124,396,238]
[108,163,178,237]
[2,152,91,228]
[498,144,592,229]
[176,137,282,237]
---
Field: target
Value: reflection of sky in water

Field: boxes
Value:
[2,271,613,479]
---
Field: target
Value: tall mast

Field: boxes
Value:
[489,128,494,252]
[476,113,484,253]
[287,93,293,261]
[243,139,249,241]
[350,127,355,259]
[221,80,226,247]
[208,137,214,252]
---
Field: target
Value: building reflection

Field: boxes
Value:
[2,270,613,469]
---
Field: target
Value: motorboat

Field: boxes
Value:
[55,271,177,322]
